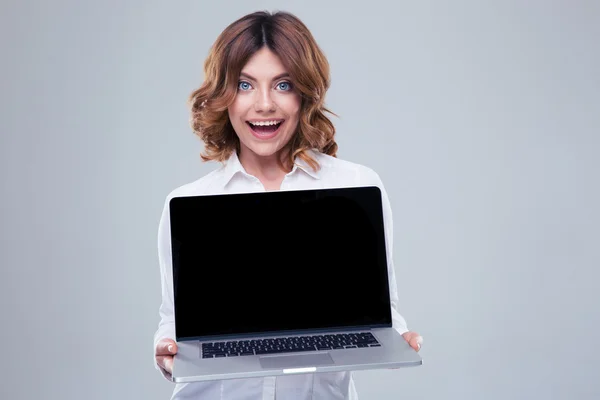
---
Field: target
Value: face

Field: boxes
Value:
[228,47,301,160]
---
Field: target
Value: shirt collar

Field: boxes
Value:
[292,150,321,180]
[222,149,322,186]
[222,149,245,185]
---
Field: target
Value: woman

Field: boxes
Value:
[154,10,423,400]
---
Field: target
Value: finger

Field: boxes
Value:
[155,355,168,370]
[402,331,417,341]
[411,335,423,351]
[163,356,174,374]
[156,355,174,374]
[410,336,422,351]
[402,331,419,346]
[156,339,178,356]
[402,332,423,351]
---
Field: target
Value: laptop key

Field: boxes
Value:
[355,339,377,345]
[255,349,273,355]
[202,332,380,359]
[282,347,315,353]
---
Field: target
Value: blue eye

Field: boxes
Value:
[277,81,292,91]
[238,81,252,91]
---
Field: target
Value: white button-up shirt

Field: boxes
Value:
[154,149,409,400]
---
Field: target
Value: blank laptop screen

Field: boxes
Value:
[169,186,392,340]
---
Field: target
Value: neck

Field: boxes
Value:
[238,146,293,190]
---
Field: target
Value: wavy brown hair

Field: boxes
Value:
[188,10,338,171]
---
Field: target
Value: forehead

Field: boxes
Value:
[241,47,288,78]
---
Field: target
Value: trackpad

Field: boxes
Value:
[259,353,334,369]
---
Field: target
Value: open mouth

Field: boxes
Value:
[246,120,284,136]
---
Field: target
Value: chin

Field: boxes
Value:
[245,143,282,157]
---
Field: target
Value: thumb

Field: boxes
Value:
[402,332,423,352]
[156,339,178,356]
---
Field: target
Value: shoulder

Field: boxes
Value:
[163,164,226,203]
[312,151,385,188]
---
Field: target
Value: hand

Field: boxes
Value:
[402,331,423,352]
[155,338,178,376]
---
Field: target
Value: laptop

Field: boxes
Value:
[168,186,422,383]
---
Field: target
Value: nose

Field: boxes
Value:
[254,89,276,112]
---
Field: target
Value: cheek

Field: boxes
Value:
[228,101,240,118]
[227,107,244,136]
[281,95,301,119]
[228,96,251,120]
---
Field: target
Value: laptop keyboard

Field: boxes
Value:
[202,332,381,358]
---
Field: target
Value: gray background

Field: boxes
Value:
[1,1,598,399]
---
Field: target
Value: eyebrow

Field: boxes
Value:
[239,72,290,82]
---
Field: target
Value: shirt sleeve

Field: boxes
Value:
[153,195,177,373]
[359,167,409,335]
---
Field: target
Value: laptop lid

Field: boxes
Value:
[169,186,392,341]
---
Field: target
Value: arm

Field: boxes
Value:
[357,166,421,336]
[374,172,409,335]
[153,196,177,379]
[364,168,423,350]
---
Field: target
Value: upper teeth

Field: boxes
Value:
[250,120,281,126]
